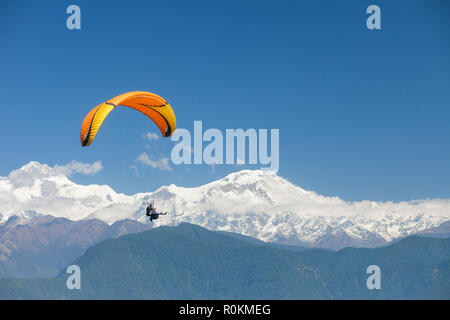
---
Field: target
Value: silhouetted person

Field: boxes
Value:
[145,201,167,222]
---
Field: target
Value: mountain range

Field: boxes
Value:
[1,161,449,251]
[0,212,150,278]
[0,223,448,300]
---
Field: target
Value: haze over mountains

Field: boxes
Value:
[1,161,449,250]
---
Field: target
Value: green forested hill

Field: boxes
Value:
[0,223,448,299]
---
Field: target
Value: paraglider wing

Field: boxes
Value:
[80,91,176,147]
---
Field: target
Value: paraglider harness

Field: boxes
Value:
[145,201,167,222]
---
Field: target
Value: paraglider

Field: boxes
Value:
[80,91,176,147]
[145,200,167,222]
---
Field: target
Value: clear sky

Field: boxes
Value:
[1,0,449,201]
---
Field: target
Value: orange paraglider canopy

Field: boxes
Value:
[80,91,176,147]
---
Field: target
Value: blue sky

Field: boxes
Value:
[0,0,449,201]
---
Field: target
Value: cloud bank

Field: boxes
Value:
[136,152,173,171]
[53,160,103,176]
[142,132,159,141]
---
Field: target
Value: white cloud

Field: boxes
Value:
[142,132,159,141]
[129,165,139,177]
[136,152,173,171]
[53,160,103,176]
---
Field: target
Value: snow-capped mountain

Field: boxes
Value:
[1,161,449,250]
[0,162,139,221]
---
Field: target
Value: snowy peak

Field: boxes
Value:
[0,161,133,221]
[6,161,67,188]
[218,169,277,184]
[208,169,295,193]
[0,211,43,230]
[149,169,315,216]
